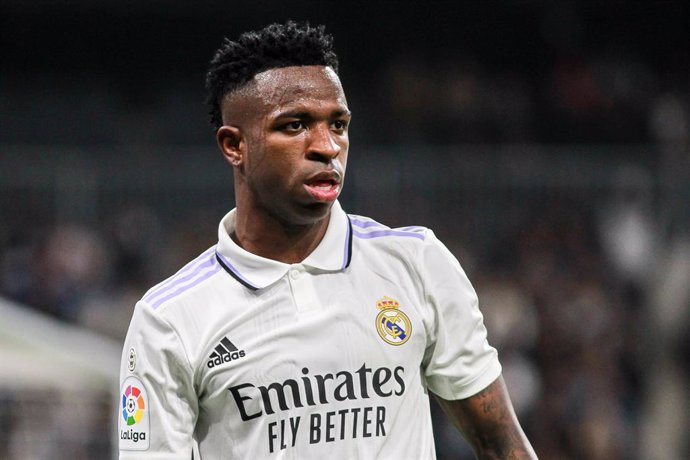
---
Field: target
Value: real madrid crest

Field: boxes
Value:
[375,296,412,346]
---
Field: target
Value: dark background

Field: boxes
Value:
[1,1,689,459]
[3,0,688,146]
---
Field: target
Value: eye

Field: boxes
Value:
[283,121,305,132]
[332,120,348,132]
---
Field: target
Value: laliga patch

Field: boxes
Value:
[119,376,150,450]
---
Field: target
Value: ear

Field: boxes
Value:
[216,125,245,168]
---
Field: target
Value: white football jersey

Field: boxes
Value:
[118,201,501,459]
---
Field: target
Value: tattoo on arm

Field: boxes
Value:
[434,376,537,459]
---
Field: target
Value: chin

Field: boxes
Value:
[293,201,333,225]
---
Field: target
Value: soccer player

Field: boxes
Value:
[118,21,537,459]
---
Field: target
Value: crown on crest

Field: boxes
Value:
[376,296,400,310]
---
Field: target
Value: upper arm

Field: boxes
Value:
[119,302,197,458]
[434,375,537,459]
[415,235,536,457]
[417,233,502,399]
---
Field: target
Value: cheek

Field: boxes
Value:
[247,142,302,186]
[336,143,349,171]
[337,135,349,159]
[332,157,347,177]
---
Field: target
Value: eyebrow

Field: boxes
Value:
[273,108,352,120]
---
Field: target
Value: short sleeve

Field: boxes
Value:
[118,301,197,459]
[418,231,501,400]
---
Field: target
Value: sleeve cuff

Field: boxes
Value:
[428,355,502,400]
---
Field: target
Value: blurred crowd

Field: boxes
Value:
[375,50,687,147]
[2,156,690,458]
[3,3,689,149]
[2,2,690,458]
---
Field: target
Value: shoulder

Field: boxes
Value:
[348,213,431,245]
[139,245,223,315]
[347,214,448,287]
[123,246,228,372]
[347,213,451,261]
[347,212,466,279]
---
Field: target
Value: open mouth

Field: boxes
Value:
[304,179,340,202]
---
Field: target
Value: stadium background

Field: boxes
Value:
[1,1,689,458]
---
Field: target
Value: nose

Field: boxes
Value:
[306,123,342,162]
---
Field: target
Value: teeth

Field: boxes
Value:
[309,180,334,189]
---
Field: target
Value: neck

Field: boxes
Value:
[232,207,331,264]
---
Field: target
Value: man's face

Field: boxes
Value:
[222,65,350,226]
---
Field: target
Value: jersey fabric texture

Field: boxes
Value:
[118,201,501,459]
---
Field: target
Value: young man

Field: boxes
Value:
[119,21,537,459]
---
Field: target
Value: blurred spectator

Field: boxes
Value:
[1,224,110,322]
[597,165,659,291]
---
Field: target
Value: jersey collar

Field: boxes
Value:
[215,201,353,290]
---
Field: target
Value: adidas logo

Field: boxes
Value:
[207,337,246,368]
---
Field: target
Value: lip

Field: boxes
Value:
[303,170,342,202]
[304,169,342,186]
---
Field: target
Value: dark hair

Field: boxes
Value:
[205,21,339,128]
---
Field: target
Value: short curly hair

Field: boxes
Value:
[205,21,339,129]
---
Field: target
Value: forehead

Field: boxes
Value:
[249,65,347,112]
